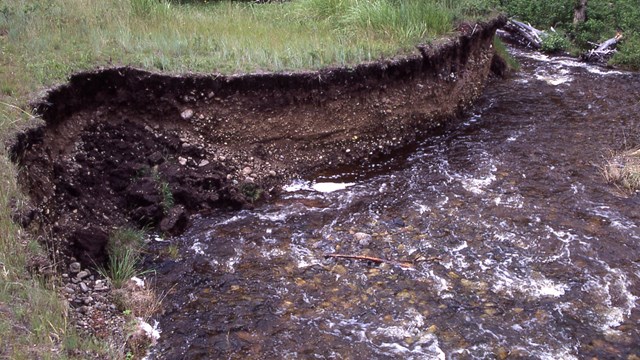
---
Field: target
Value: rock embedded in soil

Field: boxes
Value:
[180,109,194,120]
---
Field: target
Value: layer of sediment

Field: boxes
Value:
[10,16,506,266]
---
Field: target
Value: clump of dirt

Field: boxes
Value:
[10,16,505,271]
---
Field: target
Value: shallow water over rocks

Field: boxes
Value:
[146,50,640,359]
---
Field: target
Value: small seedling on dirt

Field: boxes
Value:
[240,182,263,203]
[164,244,180,260]
[151,168,174,213]
[159,181,174,212]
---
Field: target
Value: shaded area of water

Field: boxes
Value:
[147,50,640,359]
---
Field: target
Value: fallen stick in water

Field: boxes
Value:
[583,32,623,62]
[324,253,415,269]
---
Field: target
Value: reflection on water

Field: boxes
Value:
[147,50,640,359]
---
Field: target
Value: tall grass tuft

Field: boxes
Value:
[97,228,147,288]
[602,148,640,193]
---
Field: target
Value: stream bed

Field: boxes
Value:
[146,49,640,359]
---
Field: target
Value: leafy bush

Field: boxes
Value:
[498,0,573,28]
[541,32,570,53]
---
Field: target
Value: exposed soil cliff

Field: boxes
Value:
[10,16,506,267]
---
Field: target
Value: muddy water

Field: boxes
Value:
[146,50,640,359]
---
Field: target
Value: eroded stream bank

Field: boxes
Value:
[10,17,504,266]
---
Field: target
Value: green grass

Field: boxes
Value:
[0,0,490,92]
[493,37,520,71]
[490,0,640,67]
[97,228,147,288]
[603,148,640,193]
[0,0,493,357]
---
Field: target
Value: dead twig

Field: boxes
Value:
[324,253,414,269]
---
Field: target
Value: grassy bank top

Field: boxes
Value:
[0,0,493,107]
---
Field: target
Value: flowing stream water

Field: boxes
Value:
[145,49,640,359]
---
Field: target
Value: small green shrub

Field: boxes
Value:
[98,248,141,288]
[541,32,570,53]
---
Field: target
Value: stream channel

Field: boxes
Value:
[145,48,640,359]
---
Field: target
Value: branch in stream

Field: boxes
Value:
[324,253,415,269]
[583,33,623,63]
[503,19,545,49]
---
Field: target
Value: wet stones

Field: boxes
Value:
[353,232,372,246]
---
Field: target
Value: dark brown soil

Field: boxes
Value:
[9,16,505,269]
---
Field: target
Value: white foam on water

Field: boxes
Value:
[494,194,525,209]
[282,179,312,192]
[415,203,431,214]
[518,347,579,360]
[545,226,578,244]
[590,205,639,234]
[581,262,638,332]
[459,173,497,195]
[215,212,250,226]
[283,179,356,193]
[372,309,424,339]
[312,182,356,193]
[451,241,468,252]
[257,211,290,222]
[535,73,572,85]
[492,267,568,298]
[261,247,286,259]
[424,269,451,296]
[223,248,243,273]
[514,48,624,75]
[190,241,206,255]
[289,243,321,268]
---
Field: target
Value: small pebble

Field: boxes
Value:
[76,270,89,279]
[180,109,194,120]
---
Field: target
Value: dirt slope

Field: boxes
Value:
[10,16,506,267]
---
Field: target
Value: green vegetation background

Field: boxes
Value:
[493,0,640,68]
